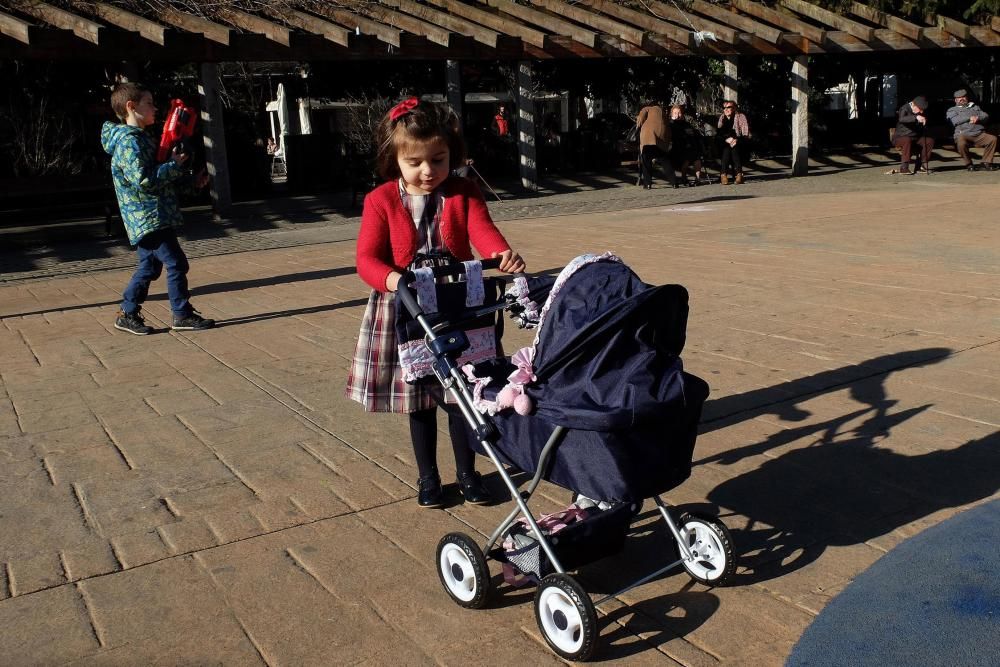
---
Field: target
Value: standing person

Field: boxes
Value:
[668,105,705,186]
[946,89,996,171]
[346,97,526,509]
[891,96,934,175]
[716,100,751,184]
[492,103,511,138]
[101,82,214,335]
[636,101,677,189]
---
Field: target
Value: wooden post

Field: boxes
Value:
[722,55,739,103]
[791,55,809,177]
[516,60,537,191]
[198,62,232,217]
[446,59,463,128]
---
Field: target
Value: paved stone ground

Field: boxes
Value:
[1,160,998,665]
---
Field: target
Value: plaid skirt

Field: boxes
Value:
[345,289,445,413]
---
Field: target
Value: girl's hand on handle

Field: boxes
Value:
[493,249,526,274]
[385,271,402,292]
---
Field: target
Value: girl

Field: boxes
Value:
[346,97,526,509]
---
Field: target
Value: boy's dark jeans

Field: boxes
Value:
[122,229,192,318]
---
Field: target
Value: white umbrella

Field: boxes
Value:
[298,98,312,135]
[276,83,289,151]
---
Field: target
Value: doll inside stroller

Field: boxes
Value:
[394,252,735,661]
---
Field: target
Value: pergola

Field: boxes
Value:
[3,0,999,209]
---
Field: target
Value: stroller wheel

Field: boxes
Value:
[534,573,598,661]
[677,513,736,587]
[436,532,491,609]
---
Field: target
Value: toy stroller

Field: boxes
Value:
[395,253,735,661]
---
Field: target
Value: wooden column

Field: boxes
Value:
[791,55,809,177]
[722,55,739,103]
[446,60,464,128]
[516,60,537,191]
[198,63,232,217]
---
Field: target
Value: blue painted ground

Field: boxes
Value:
[787,499,1000,667]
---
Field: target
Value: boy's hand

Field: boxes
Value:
[171,146,190,166]
[492,249,526,274]
[194,169,210,189]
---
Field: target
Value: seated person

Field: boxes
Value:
[947,89,996,172]
[891,96,933,174]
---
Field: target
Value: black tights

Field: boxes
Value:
[408,407,477,480]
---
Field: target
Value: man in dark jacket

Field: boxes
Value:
[947,89,996,171]
[892,96,934,174]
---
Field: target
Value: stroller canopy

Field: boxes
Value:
[527,255,690,432]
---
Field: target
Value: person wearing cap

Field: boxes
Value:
[946,89,996,171]
[890,95,934,175]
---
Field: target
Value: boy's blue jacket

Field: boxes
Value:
[101,121,187,245]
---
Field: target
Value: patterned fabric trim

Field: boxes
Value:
[398,325,497,383]
[412,267,438,313]
[462,261,485,307]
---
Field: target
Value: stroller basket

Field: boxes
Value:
[494,501,638,582]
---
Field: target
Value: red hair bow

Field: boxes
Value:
[390,96,419,121]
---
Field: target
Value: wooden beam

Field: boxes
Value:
[936,15,971,41]
[779,0,874,42]
[731,0,824,44]
[425,0,546,48]
[384,0,501,47]
[160,8,231,45]
[643,0,738,43]
[822,31,872,52]
[690,0,781,43]
[578,0,692,47]
[530,0,645,46]
[993,16,1000,33]
[0,9,31,44]
[365,2,452,47]
[17,1,101,44]
[87,3,166,45]
[216,8,291,46]
[481,0,598,48]
[921,26,963,48]
[312,6,401,47]
[871,28,917,50]
[848,2,922,41]
[969,26,1000,46]
[263,8,349,47]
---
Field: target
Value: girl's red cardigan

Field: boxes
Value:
[356,177,511,291]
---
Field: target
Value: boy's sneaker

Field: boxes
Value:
[114,309,153,335]
[172,311,215,331]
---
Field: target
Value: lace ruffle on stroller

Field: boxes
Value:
[395,253,735,661]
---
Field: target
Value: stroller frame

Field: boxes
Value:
[396,259,735,661]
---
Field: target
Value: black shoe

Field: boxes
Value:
[417,474,444,508]
[981,163,995,171]
[966,164,977,172]
[114,309,153,335]
[456,471,492,505]
[172,310,215,331]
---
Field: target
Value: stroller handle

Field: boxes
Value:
[396,257,503,318]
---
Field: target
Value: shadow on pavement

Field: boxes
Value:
[1,266,358,319]
[693,347,1000,587]
[214,298,369,327]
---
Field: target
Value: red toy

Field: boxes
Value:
[157,98,198,163]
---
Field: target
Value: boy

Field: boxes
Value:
[101,82,214,334]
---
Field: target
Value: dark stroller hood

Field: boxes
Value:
[527,257,690,432]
